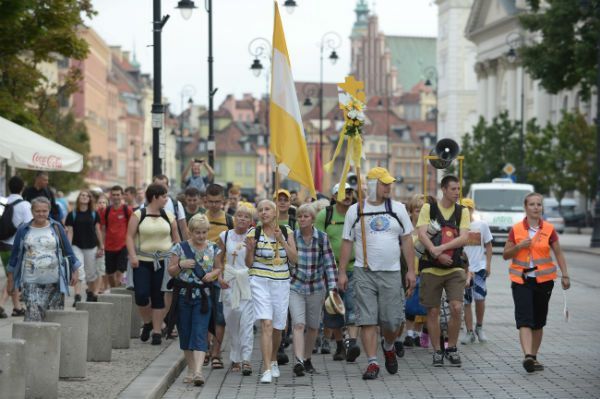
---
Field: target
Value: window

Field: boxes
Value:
[117,133,126,150]
[245,160,253,176]
[259,172,265,183]
[235,161,242,175]
[214,160,222,175]
[118,159,126,178]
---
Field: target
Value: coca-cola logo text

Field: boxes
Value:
[31,152,63,169]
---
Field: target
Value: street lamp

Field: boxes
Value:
[178,85,195,187]
[506,32,526,183]
[282,0,298,14]
[302,83,318,107]
[175,0,196,20]
[420,131,436,195]
[318,31,342,167]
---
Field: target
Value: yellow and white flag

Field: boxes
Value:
[269,2,316,198]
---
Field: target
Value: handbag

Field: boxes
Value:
[405,277,427,316]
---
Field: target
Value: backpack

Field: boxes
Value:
[210,214,234,230]
[324,205,337,231]
[0,199,24,240]
[138,208,172,235]
[70,209,97,223]
[420,202,464,269]
[104,205,130,231]
[287,208,297,231]
[253,225,289,256]
[350,198,404,233]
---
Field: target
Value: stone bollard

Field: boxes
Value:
[97,293,132,349]
[44,310,88,378]
[12,322,61,399]
[111,287,141,338]
[0,338,26,399]
[76,302,113,362]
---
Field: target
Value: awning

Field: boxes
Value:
[0,116,84,172]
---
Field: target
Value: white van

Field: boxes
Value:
[467,178,534,246]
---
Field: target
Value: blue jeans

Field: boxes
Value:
[177,296,212,351]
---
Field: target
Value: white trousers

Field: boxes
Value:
[222,292,254,363]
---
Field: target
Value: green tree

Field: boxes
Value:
[520,0,599,100]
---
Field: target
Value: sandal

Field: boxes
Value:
[203,355,210,366]
[231,362,241,372]
[12,308,25,317]
[211,357,224,369]
[193,372,204,386]
[183,374,193,384]
[242,361,252,376]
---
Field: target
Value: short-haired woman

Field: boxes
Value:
[7,197,81,321]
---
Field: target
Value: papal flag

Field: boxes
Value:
[269,1,316,198]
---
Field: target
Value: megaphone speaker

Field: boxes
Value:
[435,138,460,161]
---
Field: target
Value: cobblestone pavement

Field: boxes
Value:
[163,251,600,399]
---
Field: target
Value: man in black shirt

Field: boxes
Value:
[22,171,60,221]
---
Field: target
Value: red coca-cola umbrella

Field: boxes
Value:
[0,116,83,172]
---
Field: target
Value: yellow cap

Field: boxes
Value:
[366,167,396,184]
[460,198,475,209]
[273,189,291,199]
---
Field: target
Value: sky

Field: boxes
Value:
[88,0,438,113]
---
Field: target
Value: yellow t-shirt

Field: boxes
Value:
[135,209,176,261]
[416,202,470,276]
[207,211,231,243]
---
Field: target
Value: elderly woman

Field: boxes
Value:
[245,199,297,384]
[217,203,255,376]
[168,214,221,386]
[503,192,570,373]
[290,204,337,377]
[126,183,179,346]
[7,197,81,321]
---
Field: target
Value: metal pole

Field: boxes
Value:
[179,93,184,187]
[591,26,600,247]
[520,66,525,183]
[265,72,271,197]
[207,0,215,167]
[151,0,164,177]
[319,42,324,167]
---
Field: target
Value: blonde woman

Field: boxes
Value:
[168,214,221,386]
[245,199,297,384]
[217,204,255,376]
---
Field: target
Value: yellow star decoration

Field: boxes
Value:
[337,75,366,103]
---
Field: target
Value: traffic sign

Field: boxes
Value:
[503,163,515,175]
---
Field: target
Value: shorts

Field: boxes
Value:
[73,246,99,283]
[323,270,356,329]
[512,278,554,330]
[352,267,405,333]
[419,270,466,308]
[249,276,290,330]
[289,289,326,330]
[464,269,488,305]
[212,286,226,326]
[105,248,128,275]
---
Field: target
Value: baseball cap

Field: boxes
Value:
[273,189,291,199]
[460,198,475,209]
[332,182,353,196]
[366,167,396,184]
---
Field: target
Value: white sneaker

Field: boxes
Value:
[475,326,488,343]
[271,361,280,378]
[260,370,272,383]
[460,330,476,345]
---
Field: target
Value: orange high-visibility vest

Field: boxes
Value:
[509,221,557,284]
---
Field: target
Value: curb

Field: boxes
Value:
[117,340,186,399]
[561,245,600,256]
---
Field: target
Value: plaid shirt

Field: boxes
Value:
[290,227,338,295]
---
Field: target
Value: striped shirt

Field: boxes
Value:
[290,227,338,295]
[247,226,293,280]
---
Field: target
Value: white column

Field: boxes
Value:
[506,67,516,118]
[475,62,487,120]
[487,60,498,120]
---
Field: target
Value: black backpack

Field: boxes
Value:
[252,225,289,256]
[104,205,130,230]
[0,199,23,240]
[138,208,172,235]
[324,205,337,231]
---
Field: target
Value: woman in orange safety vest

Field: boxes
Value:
[503,192,570,373]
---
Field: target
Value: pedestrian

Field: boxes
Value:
[6,197,81,321]
[459,198,493,345]
[290,203,338,377]
[502,192,570,373]
[65,190,104,303]
[167,214,221,386]
[182,159,214,192]
[124,186,140,210]
[226,186,241,216]
[184,187,206,223]
[416,175,470,367]
[338,167,416,380]
[315,183,361,362]
[126,183,180,345]
[101,186,132,288]
[245,199,297,384]
[217,203,255,376]
[151,175,187,241]
[274,189,296,230]
[21,171,61,221]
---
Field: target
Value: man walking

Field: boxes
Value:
[101,186,131,288]
[22,171,60,221]
[338,167,415,380]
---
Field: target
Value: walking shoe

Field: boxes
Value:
[403,335,414,347]
[72,294,82,308]
[362,363,380,380]
[293,361,305,376]
[333,342,346,361]
[394,341,405,358]
[140,322,153,342]
[345,338,361,363]
[321,338,331,354]
[277,345,289,365]
[313,335,321,354]
[192,372,204,386]
[444,347,462,367]
[271,361,280,378]
[0,306,8,319]
[260,370,272,383]
[432,350,444,367]
[86,291,98,302]
[523,356,535,373]
[414,334,421,347]
[533,359,544,371]
[460,330,477,345]
[304,358,317,374]
[384,348,399,374]
[475,326,488,343]
[420,332,430,348]
[151,333,162,345]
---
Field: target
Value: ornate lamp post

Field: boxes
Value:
[318,31,342,166]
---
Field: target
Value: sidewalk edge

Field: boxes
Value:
[562,245,600,256]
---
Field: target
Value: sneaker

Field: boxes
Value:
[0,306,8,319]
[86,291,98,302]
[260,370,272,383]
[432,350,444,367]
[277,346,289,365]
[444,347,462,367]
[333,343,346,361]
[72,294,82,308]
[403,335,414,347]
[420,332,430,348]
[321,338,331,354]
[313,335,321,354]
[140,322,152,342]
[475,326,488,343]
[460,330,477,345]
[192,372,204,386]
[151,333,162,345]
[523,356,535,373]
[394,341,405,358]
[383,348,398,374]
[362,363,380,380]
[414,334,421,347]
[293,361,305,377]
[270,361,280,378]
[345,339,361,363]
[304,358,317,374]
[533,359,544,371]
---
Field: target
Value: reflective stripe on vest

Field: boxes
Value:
[509,221,557,284]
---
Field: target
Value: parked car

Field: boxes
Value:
[543,198,586,228]
[542,207,565,234]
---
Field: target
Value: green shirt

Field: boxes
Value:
[315,205,355,272]
[184,207,206,223]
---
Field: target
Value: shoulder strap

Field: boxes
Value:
[159,208,172,233]
[225,214,234,230]
[180,240,195,259]
[123,205,130,220]
[224,229,229,247]
[385,199,404,232]
[139,207,147,225]
[10,199,24,207]
[169,197,179,219]
[429,201,441,223]
[280,225,289,241]
[324,205,334,230]
[453,204,463,231]
[253,226,261,256]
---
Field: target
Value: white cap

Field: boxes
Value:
[332,182,353,196]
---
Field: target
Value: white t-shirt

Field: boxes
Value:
[463,220,493,272]
[219,229,247,270]
[1,194,33,246]
[342,200,413,271]
[139,197,185,221]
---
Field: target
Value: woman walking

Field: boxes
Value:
[218,204,255,376]
[503,192,570,372]
[245,200,297,384]
[7,197,80,321]
[290,204,337,377]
